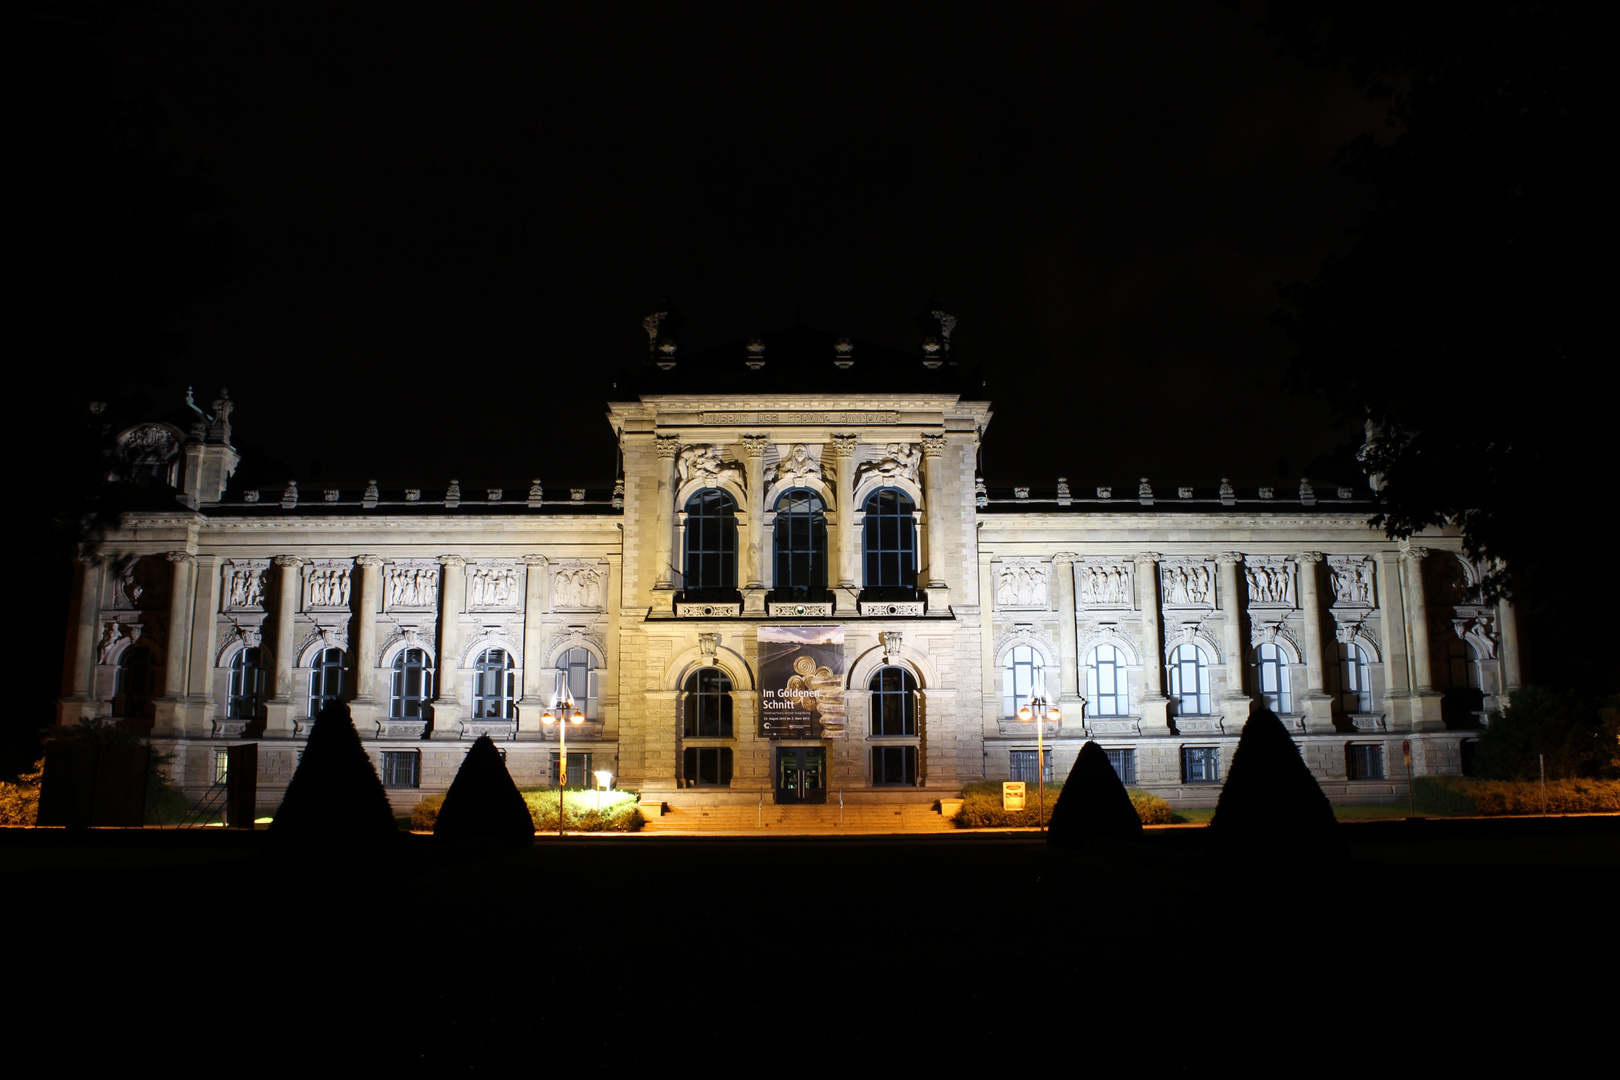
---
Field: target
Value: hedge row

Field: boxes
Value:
[1414,776,1620,816]
[411,788,645,832]
[951,780,1172,827]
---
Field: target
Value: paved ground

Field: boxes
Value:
[8,818,1613,1071]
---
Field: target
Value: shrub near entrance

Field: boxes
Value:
[270,702,398,843]
[1047,740,1142,845]
[433,735,534,844]
[1208,708,1343,860]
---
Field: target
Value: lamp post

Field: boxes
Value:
[1017,671,1062,830]
[541,677,585,837]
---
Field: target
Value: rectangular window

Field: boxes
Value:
[1346,743,1385,780]
[1181,746,1220,784]
[549,751,593,788]
[1008,750,1054,784]
[213,749,230,786]
[872,745,917,786]
[683,747,733,787]
[381,751,420,788]
[1105,748,1137,786]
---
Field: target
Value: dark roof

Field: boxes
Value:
[614,325,983,397]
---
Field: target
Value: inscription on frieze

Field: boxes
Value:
[701,411,900,425]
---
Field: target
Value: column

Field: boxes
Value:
[63,555,105,711]
[653,436,680,590]
[185,554,221,733]
[1216,553,1252,725]
[921,434,948,590]
[1402,546,1442,730]
[153,551,196,735]
[1052,554,1080,708]
[352,555,382,704]
[742,434,769,613]
[1498,592,1524,693]
[519,554,548,734]
[1295,552,1334,733]
[434,554,465,739]
[1373,550,1412,730]
[265,555,301,737]
[1134,553,1169,731]
[830,435,857,591]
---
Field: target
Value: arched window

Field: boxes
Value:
[1001,644,1044,718]
[308,647,346,717]
[683,668,733,737]
[870,666,918,735]
[227,647,267,721]
[472,648,516,720]
[559,647,598,720]
[773,488,828,593]
[1167,644,1211,716]
[861,489,916,590]
[1438,635,1484,727]
[390,648,434,719]
[112,645,156,719]
[1084,644,1129,717]
[683,490,738,592]
[1337,642,1372,714]
[1253,642,1292,715]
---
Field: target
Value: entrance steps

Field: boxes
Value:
[641,802,957,834]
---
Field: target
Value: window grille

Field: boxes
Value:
[381,751,420,788]
[1181,746,1220,784]
[873,745,917,785]
[683,746,733,786]
[1008,750,1053,783]
[1346,743,1385,780]
[1105,747,1137,785]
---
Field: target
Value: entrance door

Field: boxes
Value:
[775,747,827,804]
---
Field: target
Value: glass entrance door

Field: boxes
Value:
[775,747,827,804]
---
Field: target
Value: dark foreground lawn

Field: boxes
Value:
[7,818,1614,1072]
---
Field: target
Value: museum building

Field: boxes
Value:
[56,318,1522,813]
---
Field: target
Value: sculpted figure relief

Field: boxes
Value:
[1161,563,1212,606]
[853,443,922,488]
[1079,563,1132,606]
[1329,558,1375,605]
[1245,564,1292,606]
[555,565,605,609]
[770,443,829,486]
[386,565,438,609]
[227,566,265,609]
[995,563,1050,608]
[468,566,521,608]
[307,566,352,608]
[677,444,746,490]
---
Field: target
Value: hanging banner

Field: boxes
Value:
[759,626,846,739]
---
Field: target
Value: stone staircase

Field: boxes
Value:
[642,801,957,834]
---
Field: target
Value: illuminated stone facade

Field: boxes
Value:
[59,348,1523,814]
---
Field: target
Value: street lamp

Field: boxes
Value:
[541,677,585,837]
[1016,671,1062,830]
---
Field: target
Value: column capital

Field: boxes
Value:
[272,554,301,568]
[1134,551,1160,567]
[1216,551,1244,566]
[1052,552,1078,565]
[75,552,105,566]
[741,434,770,457]
[1397,540,1429,561]
[655,435,682,459]
[355,554,384,568]
[166,550,196,566]
[828,434,858,459]
[1295,551,1324,565]
[438,554,466,569]
[522,554,549,567]
[921,433,946,457]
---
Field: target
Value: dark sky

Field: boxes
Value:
[106,1,1381,492]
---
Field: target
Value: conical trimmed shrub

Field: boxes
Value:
[270,701,399,842]
[433,735,534,844]
[1208,708,1343,858]
[1047,740,1143,846]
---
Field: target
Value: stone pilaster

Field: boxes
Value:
[518,554,548,735]
[433,554,465,739]
[153,551,196,735]
[185,554,221,734]
[1216,552,1252,726]
[1052,553,1080,707]
[1374,550,1413,731]
[742,434,769,613]
[351,555,382,731]
[1402,546,1444,730]
[830,435,858,593]
[1134,552,1169,732]
[1498,590,1524,696]
[265,555,301,736]
[921,434,948,590]
[653,436,680,591]
[61,555,104,721]
[1295,552,1334,733]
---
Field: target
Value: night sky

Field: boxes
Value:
[98,1,1381,491]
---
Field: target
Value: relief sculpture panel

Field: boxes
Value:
[994,559,1051,610]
